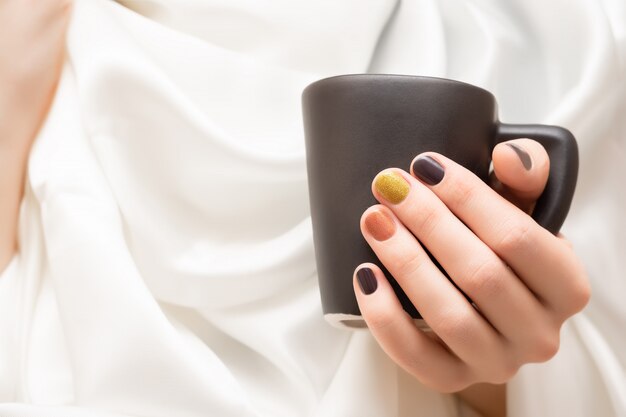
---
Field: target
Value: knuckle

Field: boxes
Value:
[499,357,521,382]
[557,257,591,317]
[569,273,592,313]
[413,204,442,242]
[395,254,427,282]
[527,332,560,362]
[496,218,533,254]
[435,309,475,345]
[449,178,477,210]
[463,258,506,299]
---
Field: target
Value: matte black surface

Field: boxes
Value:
[301,74,579,320]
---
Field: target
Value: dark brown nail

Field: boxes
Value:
[411,155,444,185]
[356,267,377,295]
[506,143,533,170]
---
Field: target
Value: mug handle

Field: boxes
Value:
[494,123,579,235]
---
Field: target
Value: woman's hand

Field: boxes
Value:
[353,139,590,394]
[0,0,72,272]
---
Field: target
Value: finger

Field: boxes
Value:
[371,170,546,347]
[359,205,506,377]
[353,262,470,392]
[555,231,574,248]
[409,153,590,315]
[489,139,550,214]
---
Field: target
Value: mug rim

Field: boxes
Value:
[302,73,495,102]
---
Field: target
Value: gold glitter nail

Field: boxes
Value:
[374,171,410,204]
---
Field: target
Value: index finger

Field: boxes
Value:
[409,152,588,313]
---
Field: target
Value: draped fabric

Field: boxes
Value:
[0,1,625,416]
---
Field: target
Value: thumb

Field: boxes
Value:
[489,138,550,215]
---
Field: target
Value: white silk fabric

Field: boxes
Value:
[1,0,625,416]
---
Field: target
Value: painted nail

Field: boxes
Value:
[374,171,410,204]
[364,209,396,241]
[356,267,377,295]
[506,143,533,170]
[411,155,444,185]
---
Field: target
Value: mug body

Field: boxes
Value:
[302,74,498,329]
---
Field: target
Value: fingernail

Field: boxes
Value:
[411,155,445,185]
[506,143,532,170]
[364,209,396,241]
[374,171,410,204]
[357,267,377,295]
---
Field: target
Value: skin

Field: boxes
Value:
[354,139,591,417]
[0,0,72,272]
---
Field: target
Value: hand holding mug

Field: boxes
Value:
[352,140,590,392]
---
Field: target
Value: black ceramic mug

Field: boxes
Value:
[301,74,578,330]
